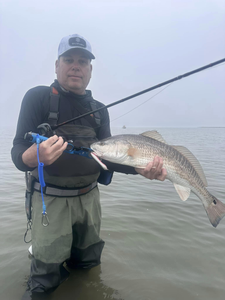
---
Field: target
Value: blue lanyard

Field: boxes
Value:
[27,131,93,227]
[36,135,49,227]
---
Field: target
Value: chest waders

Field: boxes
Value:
[23,87,108,297]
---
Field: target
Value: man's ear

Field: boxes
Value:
[55,60,59,74]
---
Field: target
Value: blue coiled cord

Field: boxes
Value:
[36,135,49,226]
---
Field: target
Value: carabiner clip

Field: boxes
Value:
[24,220,32,243]
[42,212,49,227]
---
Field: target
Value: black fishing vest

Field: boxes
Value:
[43,87,102,177]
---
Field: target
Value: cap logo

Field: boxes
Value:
[69,37,86,48]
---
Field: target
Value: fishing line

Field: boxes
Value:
[51,57,225,131]
[75,58,225,130]
[110,61,225,123]
[111,84,172,123]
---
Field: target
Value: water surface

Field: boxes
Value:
[0,127,224,300]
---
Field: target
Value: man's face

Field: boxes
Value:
[55,49,92,95]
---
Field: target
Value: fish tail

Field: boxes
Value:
[206,196,225,227]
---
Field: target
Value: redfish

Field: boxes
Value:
[91,131,225,227]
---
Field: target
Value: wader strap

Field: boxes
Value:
[48,87,60,127]
[34,181,97,197]
[89,101,101,126]
[69,98,98,128]
[48,86,101,129]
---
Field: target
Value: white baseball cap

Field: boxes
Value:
[58,34,95,59]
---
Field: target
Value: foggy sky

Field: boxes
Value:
[1,0,225,129]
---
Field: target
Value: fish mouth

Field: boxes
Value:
[91,150,103,158]
[90,152,108,170]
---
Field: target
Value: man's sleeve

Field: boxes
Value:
[11,87,48,172]
[103,160,138,174]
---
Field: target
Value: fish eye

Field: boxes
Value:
[99,141,106,146]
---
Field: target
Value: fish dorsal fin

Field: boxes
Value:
[174,184,191,201]
[140,131,167,144]
[171,145,208,187]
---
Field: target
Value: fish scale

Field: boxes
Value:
[91,131,225,227]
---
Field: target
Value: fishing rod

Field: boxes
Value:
[40,58,225,134]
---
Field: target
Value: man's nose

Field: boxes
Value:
[72,61,80,70]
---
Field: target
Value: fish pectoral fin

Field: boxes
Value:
[174,184,191,201]
[127,147,140,158]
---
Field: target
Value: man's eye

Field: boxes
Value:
[79,59,88,65]
[65,58,73,63]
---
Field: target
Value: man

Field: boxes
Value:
[11,34,166,299]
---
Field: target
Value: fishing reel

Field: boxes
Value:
[24,122,66,146]
[24,123,59,144]
[24,132,48,144]
[37,123,54,137]
[24,122,56,138]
